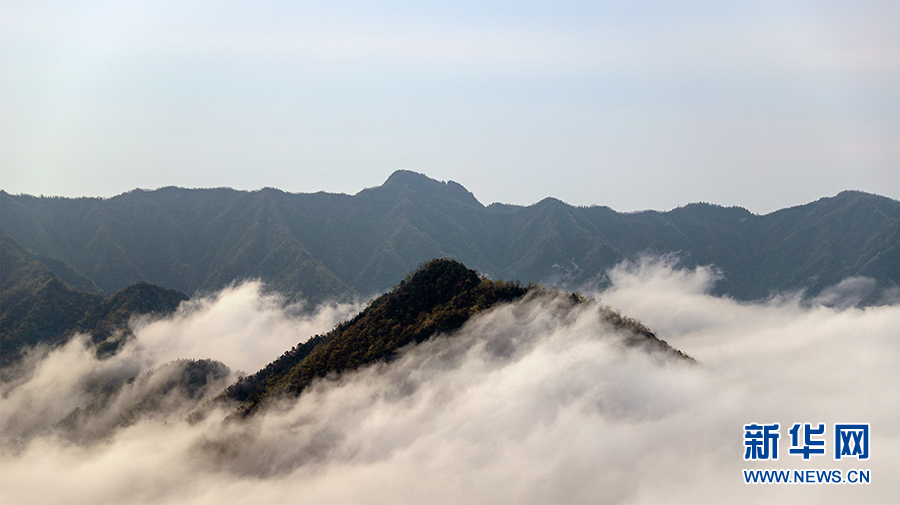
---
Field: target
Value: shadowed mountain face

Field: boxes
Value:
[2,170,898,304]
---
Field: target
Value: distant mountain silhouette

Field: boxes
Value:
[2,171,897,305]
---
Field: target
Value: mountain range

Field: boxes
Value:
[2,171,897,307]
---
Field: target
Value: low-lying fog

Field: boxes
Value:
[2,258,897,504]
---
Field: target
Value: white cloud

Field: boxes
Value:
[131,280,362,374]
[1,261,898,504]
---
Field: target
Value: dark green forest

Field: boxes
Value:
[3,171,897,307]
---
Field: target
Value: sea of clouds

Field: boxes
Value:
[2,258,898,504]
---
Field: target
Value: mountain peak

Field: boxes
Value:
[380,170,482,207]
[384,169,436,186]
[222,258,529,416]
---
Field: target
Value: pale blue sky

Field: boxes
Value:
[2,1,898,213]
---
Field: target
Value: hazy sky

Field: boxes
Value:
[2,1,898,213]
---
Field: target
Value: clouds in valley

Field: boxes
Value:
[2,260,898,504]
[130,281,363,374]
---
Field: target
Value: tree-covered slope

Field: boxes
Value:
[1,234,189,367]
[1,234,104,365]
[2,171,897,304]
[221,259,529,416]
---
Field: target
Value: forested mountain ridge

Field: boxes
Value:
[2,171,897,304]
[1,233,188,367]
[219,259,528,416]
[216,259,691,418]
